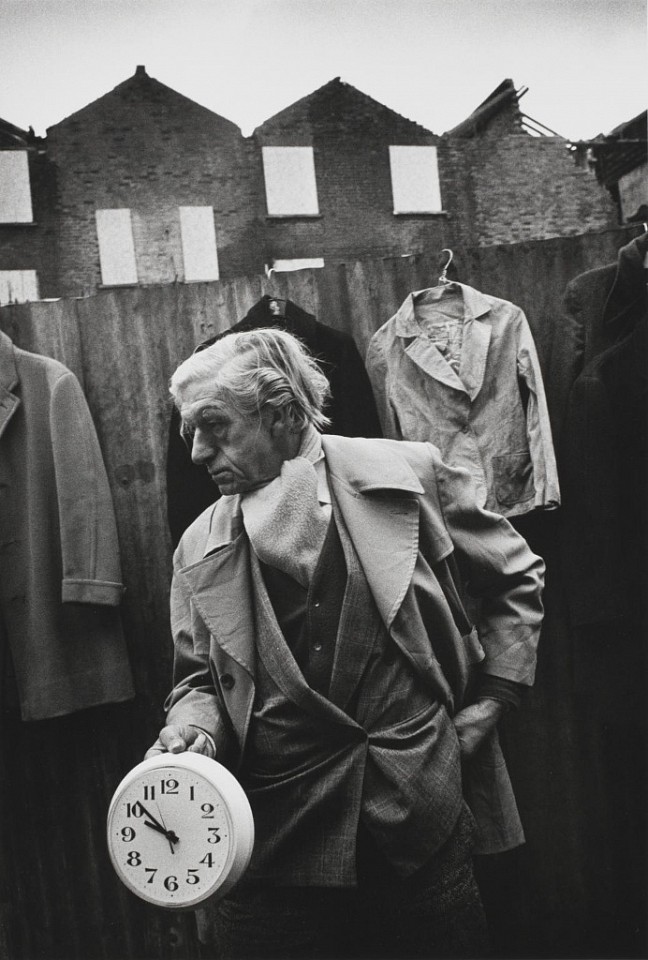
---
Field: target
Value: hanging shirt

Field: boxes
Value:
[365,282,560,518]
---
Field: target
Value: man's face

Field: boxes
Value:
[179,379,289,496]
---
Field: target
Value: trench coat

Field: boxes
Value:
[166,435,545,854]
[0,331,134,720]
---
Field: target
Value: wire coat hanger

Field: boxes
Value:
[438,249,454,285]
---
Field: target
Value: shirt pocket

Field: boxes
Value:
[491,451,534,507]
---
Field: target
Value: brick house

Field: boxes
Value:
[44,66,263,298]
[252,77,450,268]
[254,77,617,267]
[0,68,618,302]
[0,118,58,304]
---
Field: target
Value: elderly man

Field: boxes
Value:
[149,328,544,959]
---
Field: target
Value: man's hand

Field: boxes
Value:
[145,724,216,760]
[453,699,506,758]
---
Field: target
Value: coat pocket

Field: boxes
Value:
[491,451,533,507]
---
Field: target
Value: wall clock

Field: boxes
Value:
[107,752,254,909]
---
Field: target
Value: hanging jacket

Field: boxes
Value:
[0,331,134,721]
[365,282,560,519]
[166,296,382,545]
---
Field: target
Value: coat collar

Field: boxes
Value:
[177,526,257,677]
[603,233,648,335]
[322,435,423,629]
[179,436,428,650]
[0,330,20,440]
[392,282,493,401]
[194,297,318,353]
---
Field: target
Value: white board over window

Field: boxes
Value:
[389,146,442,213]
[179,206,220,282]
[0,270,39,305]
[96,209,138,286]
[0,151,34,223]
[271,258,324,272]
[262,147,319,216]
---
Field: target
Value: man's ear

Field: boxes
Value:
[267,404,299,436]
[265,405,303,460]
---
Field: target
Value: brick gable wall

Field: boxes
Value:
[255,80,452,264]
[47,72,263,296]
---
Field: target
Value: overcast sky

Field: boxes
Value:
[1,0,646,141]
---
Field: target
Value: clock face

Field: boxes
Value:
[107,753,254,909]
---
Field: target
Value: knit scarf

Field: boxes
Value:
[240,426,330,588]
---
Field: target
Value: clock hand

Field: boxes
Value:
[155,801,179,855]
[137,802,179,845]
[142,819,179,854]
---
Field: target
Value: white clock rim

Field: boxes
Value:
[107,753,254,910]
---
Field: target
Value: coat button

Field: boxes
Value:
[220,673,235,690]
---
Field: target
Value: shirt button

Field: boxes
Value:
[313,601,321,609]
[313,642,323,652]
[220,673,235,690]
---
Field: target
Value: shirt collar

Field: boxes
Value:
[393,282,492,338]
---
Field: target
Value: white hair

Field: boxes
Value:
[170,327,331,431]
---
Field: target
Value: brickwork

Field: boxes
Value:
[0,72,624,299]
[0,127,59,300]
[254,79,451,265]
[46,68,264,297]
[446,134,618,247]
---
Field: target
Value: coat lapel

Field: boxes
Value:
[397,284,493,402]
[323,436,423,631]
[177,527,256,677]
[459,316,492,401]
[404,336,466,394]
[0,331,20,440]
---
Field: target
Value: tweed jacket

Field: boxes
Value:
[365,283,560,518]
[0,331,134,720]
[166,436,545,854]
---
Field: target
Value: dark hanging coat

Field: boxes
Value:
[558,233,647,633]
[549,232,647,447]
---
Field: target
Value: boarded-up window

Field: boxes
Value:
[179,206,220,282]
[96,209,138,285]
[0,269,39,305]
[271,258,324,272]
[0,151,34,223]
[262,147,319,216]
[389,146,442,213]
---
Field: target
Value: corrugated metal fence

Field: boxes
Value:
[0,226,641,960]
